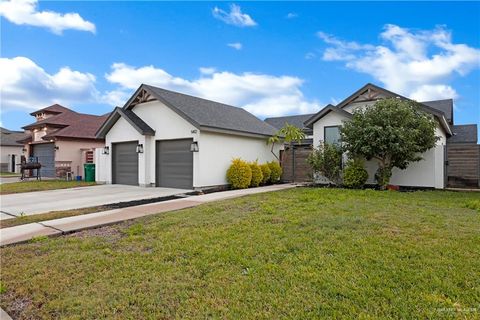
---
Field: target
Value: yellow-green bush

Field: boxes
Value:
[259,164,271,185]
[226,158,252,189]
[268,161,282,183]
[249,161,263,187]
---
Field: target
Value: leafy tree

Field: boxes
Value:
[307,142,343,185]
[267,123,306,162]
[340,98,438,189]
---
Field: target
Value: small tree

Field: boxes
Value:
[267,123,305,161]
[307,142,343,185]
[340,98,438,189]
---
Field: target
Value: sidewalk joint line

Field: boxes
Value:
[37,222,65,234]
[0,210,18,218]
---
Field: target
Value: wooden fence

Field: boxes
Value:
[446,143,480,188]
[280,145,313,182]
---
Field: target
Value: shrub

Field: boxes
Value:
[307,142,342,185]
[268,161,282,183]
[249,161,263,187]
[343,159,368,189]
[226,158,252,189]
[259,164,271,185]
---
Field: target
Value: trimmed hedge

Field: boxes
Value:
[226,158,252,189]
[343,159,368,189]
[268,161,282,183]
[259,164,271,185]
[249,161,263,187]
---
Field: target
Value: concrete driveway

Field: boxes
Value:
[0,184,192,219]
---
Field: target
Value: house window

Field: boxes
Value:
[324,126,341,145]
[85,151,94,163]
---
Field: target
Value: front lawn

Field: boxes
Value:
[0,172,20,177]
[0,180,96,195]
[1,188,479,319]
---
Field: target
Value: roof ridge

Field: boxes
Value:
[264,113,316,120]
[144,84,248,113]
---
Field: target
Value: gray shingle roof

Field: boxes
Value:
[0,127,27,146]
[304,104,353,129]
[264,114,315,133]
[96,107,155,138]
[138,85,277,137]
[421,99,453,124]
[448,124,478,144]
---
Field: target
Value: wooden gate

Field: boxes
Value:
[280,144,313,182]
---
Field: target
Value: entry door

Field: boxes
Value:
[32,143,55,177]
[156,139,193,189]
[112,141,138,185]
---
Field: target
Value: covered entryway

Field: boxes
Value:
[156,139,193,189]
[32,143,55,177]
[112,141,138,185]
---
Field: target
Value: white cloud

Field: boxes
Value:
[212,4,257,27]
[409,84,458,102]
[317,25,480,101]
[0,57,98,111]
[227,42,242,50]
[305,52,316,60]
[104,63,320,118]
[199,67,216,75]
[286,12,298,19]
[0,0,95,34]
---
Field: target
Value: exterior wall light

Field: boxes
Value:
[136,144,144,153]
[22,148,27,153]
[103,146,110,155]
[190,141,199,152]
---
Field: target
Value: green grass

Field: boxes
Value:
[0,172,20,177]
[0,180,96,195]
[1,188,479,319]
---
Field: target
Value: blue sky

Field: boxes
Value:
[1,1,479,131]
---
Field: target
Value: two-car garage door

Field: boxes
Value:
[112,139,193,189]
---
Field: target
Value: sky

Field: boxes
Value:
[1,1,479,132]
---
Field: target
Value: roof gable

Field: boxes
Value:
[122,84,277,137]
[332,83,452,136]
[304,104,353,128]
[96,107,155,138]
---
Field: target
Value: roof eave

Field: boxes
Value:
[200,125,276,139]
[95,107,155,139]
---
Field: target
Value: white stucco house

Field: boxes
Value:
[0,127,26,173]
[304,83,454,189]
[95,84,281,189]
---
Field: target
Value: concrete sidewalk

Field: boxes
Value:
[0,184,296,246]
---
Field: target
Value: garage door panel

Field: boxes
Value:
[112,142,138,185]
[156,139,193,189]
[32,143,55,177]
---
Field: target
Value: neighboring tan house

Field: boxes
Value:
[302,83,478,189]
[95,84,281,189]
[19,104,109,178]
[0,127,27,173]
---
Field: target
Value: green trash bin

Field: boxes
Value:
[84,163,95,182]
